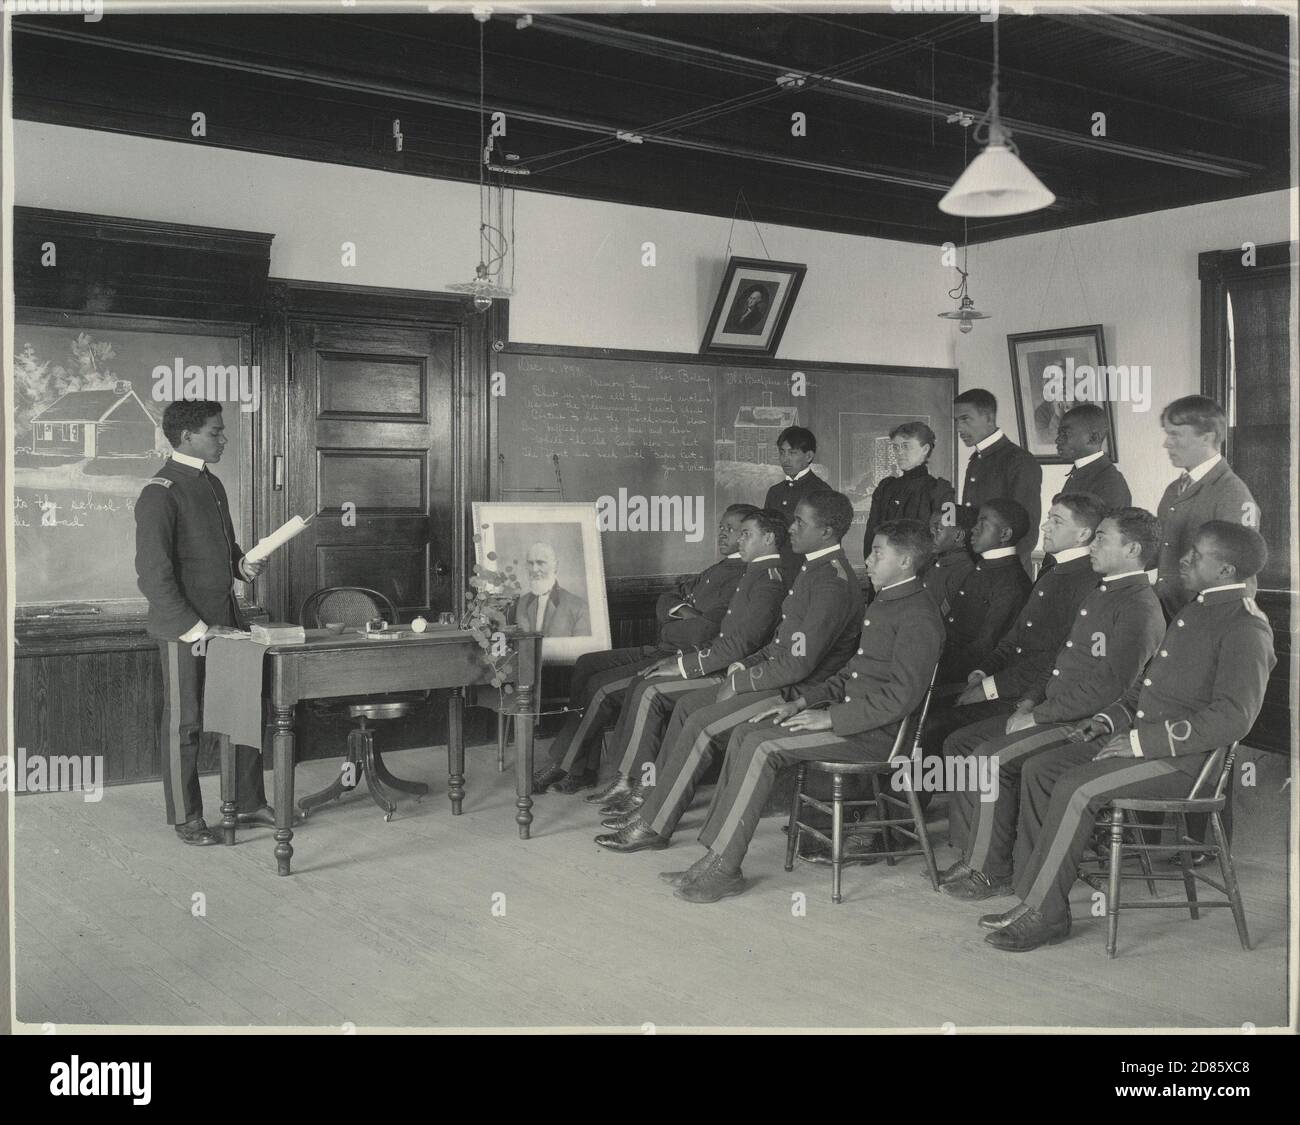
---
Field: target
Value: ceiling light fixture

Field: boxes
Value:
[447,11,515,313]
[938,19,1055,217]
[939,117,991,334]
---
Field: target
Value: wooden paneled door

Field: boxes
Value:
[285,319,456,621]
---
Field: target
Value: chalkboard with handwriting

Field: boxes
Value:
[495,345,956,579]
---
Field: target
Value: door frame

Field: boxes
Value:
[258,280,508,622]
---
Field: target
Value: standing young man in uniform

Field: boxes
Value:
[1054,404,1130,513]
[762,426,832,526]
[134,400,270,846]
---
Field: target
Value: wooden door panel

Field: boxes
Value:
[288,318,455,618]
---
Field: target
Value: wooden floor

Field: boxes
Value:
[14,741,1292,1031]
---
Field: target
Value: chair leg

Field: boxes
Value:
[1176,813,1201,920]
[1210,811,1251,952]
[297,729,364,816]
[830,773,845,905]
[370,746,429,798]
[784,764,805,873]
[905,773,940,891]
[358,727,398,821]
[1130,819,1158,898]
[873,773,896,866]
[1105,806,1125,959]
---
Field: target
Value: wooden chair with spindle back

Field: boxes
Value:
[1096,743,1250,957]
[783,664,941,903]
[296,586,430,821]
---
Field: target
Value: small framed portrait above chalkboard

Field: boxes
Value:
[701,256,806,358]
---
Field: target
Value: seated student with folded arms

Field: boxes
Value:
[939,508,1166,898]
[652,518,945,903]
[595,491,864,854]
[919,493,1106,760]
[920,504,976,615]
[935,499,1033,686]
[974,521,1275,951]
[586,509,794,813]
[533,504,758,794]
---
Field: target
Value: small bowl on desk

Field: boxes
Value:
[323,622,347,635]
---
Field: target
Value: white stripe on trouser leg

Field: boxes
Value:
[1023,759,1181,910]
[560,673,636,771]
[710,731,845,856]
[646,695,774,835]
[167,642,187,822]
[967,727,1070,872]
[617,677,718,775]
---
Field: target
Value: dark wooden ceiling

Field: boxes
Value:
[11,8,1292,245]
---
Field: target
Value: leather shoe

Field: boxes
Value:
[797,833,886,866]
[175,818,219,846]
[944,870,1015,901]
[979,902,1031,931]
[585,775,632,804]
[1168,852,1211,869]
[594,818,670,853]
[236,805,302,828]
[659,850,718,888]
[938,859,974,886]
[601,811,639,830]
[984,907,1071,951]
[674,857,745,903]
[553,770,599,795]
[532,765,567,793]
[602,783,647,814]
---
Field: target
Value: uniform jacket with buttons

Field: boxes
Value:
[1097,586,1276,772]
[862,466,955,559]
[1155,459,1258,615]
[729,546,865,700]
[1061,455,1131,511]
[936,553,1032,683]
[654,555,747,652]
[960,434,1043,563]
[763,469,833,526]
[134,458,247,640]
[682,557,797,675]
[801,577,944,739]
[1026,573,1164,724]
[978,554,1098,703]
[921,547,976,616]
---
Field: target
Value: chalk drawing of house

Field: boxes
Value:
[733,392,798,464]
[29,382,159,458]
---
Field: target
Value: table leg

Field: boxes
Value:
[219,733,237,846]
[272,705,295,876]
[447,687,465,815]
[514,683,534,839]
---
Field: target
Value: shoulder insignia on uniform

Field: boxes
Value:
[830,559,849,581]
[1243,597,1268,621]
[145,477,174,489]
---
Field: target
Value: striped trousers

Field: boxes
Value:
[545,646,660,773]
[945,720,1078,879]
[1014,744,1204,926]
[639,688,785,839]
[157,640,266,826]
[698,720,895,869]
[602,672,723,784]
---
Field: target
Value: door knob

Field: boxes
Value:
[434,561,450,577]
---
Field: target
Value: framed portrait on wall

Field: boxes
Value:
[1006,324,1117,463]
[701,256,807,358]
[472,501,612,664]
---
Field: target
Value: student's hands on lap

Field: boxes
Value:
[1005,706,1037,734]
[781,709,832,732]
[1093,734,1136,761]
[749,698,804,724]
[645,657,680,678]
[715,677,737,703]
[1067,718,1110,744]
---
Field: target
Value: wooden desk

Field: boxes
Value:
[217,627,544,875]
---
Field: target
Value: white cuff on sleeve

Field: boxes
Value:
[180,620,207,643]
[1129,729,1144,758]
[982,676,998,701]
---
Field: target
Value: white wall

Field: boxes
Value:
[952,190,1295,523]
[14,122,953,369]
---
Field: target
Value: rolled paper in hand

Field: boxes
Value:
[244,515,312,564]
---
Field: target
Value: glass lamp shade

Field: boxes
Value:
[939,142,1055,217]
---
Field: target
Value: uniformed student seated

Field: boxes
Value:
[935,498,1033,685]
[919,492,1108,761]
[534,504,760,795]
[622,518,944,903]
[594,490,864,857]
[938,507,1166,899]
[587,508,795,814]
[973,522,1275,952]
[920,504,977,615]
